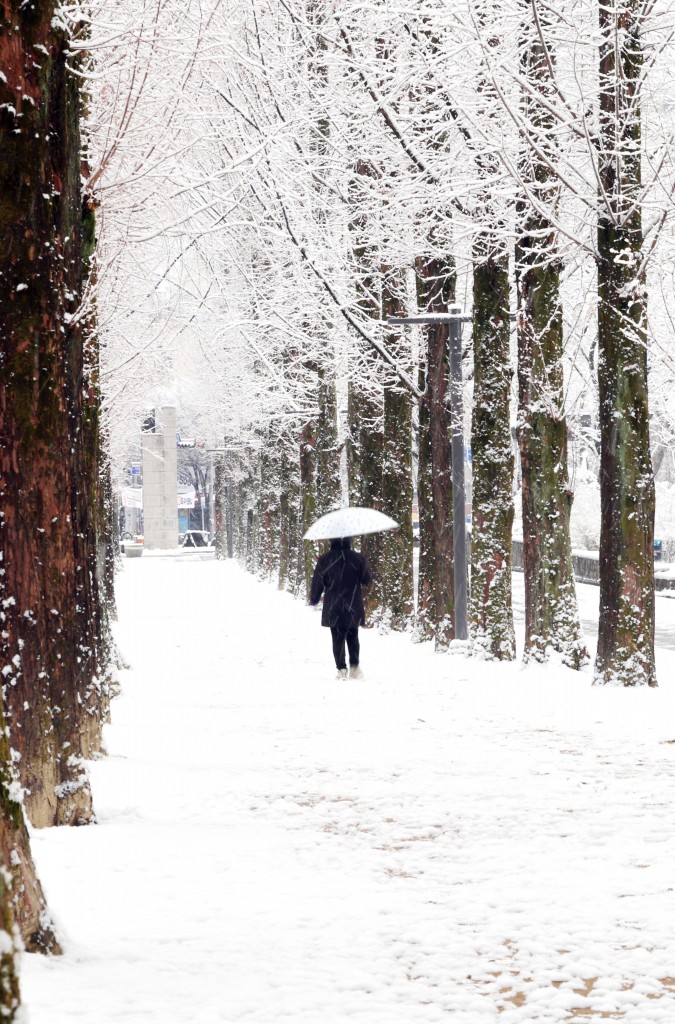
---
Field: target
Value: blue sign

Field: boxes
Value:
[131,465,141,476]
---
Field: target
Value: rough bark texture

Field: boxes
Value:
[299,418,318,596]
[296,361,340,598]
[315,365,341,518]
[258,439,280,580]
[595,1,655,686]
[515,8,587,669]
[516,246,587,669]
[0,698,59,954]
[470,245,516,660]
[0,2,108,829]
[285,473,300,597]
[416,348,435,643]
[0,799,21,1018]
[235,470,257,572]
[380,271,414,631]
[214,457,227,559]
[347,161,385,620]
[415,257,455,649]
[277,435,300,594]
[347,369,385,619]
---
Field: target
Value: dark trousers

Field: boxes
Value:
[330,626,360,670]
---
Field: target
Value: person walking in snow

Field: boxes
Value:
[308,537,372,679]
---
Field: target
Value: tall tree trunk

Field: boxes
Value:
[348,160,385,619]
[258,439,280,580]
[0,694,59,953]
[348,369,385,618]
[595,1,655,686]
[299,418,318,595]
[298,357,340,598]
[278,436,299,592]
[416,346,435,642]
[315,363,341,516]
[0,1,108,825]
[415,257,455,649]
[381,270,414,631]
[214,456,227,559]
[278,484,290,591]
[515,5,587,669]
[286,461,300,596]
[238,470,257,571]
[470,244,516,660]
[0,777,21,1014]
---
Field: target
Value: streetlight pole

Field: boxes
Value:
[388,309,471,640]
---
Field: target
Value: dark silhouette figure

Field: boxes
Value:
[309,538,373,678]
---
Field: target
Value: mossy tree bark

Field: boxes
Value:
[470,243,516,660]
[594,1,655,686]
[0,2,108,827]
[0,867,20,1020]
[415,256,455,649]
[515,6,587,669]
[0,696,58,954]
[0,779,21,1017]
[380,269,414,631]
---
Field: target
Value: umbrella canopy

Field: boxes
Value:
[303,506,399,541]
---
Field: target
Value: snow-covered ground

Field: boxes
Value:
[21,557,675,1022]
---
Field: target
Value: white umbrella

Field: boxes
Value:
[303,506,399,541]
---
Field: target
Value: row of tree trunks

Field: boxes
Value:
[222,360,343,596]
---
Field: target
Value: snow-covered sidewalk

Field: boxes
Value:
[22,557,675,1022]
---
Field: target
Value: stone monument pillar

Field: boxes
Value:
[142,406,178,549]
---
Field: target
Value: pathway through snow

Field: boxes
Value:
[21,556,675,1022]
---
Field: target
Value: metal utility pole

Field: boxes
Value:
[388,310,470,640]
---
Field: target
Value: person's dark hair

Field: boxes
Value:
[330,537,352,550]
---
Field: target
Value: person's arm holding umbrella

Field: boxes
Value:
[308,558,325,609]
[360,554,373,589]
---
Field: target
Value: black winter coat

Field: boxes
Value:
[309,539,373,628]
